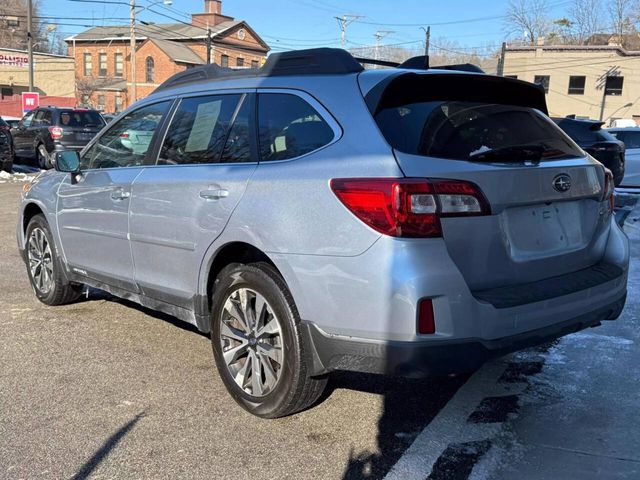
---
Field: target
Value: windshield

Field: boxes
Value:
[375,101,583,161]
[58,110,105,128]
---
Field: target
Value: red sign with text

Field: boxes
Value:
[22,92,39,112]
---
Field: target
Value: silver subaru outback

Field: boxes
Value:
[17,49,629,418]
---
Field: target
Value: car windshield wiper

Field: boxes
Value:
[468,144,546,162]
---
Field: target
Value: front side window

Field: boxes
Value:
[376,101,583,161]
[605,76,623,96]
[159,94,243,165]
[81,101,170,170]
[568,76,586,95]
[83,53,92,76]
[21,110,35,127]
[533,75,550,94]
[258,94,334,161]
[99,53,107,76]
[146,57,154,83]
[114,52,123,77]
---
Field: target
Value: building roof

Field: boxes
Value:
[0,47,72,59]
[149,38,204,65]
[67,20,239,42]
[505,44,640,56]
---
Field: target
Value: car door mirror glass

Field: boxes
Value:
[55,150,81,173]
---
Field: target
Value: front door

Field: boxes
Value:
[56,100,172,291]
[11,109,36,155]
[129,92,257,307]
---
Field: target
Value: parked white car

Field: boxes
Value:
[609,127,640,187]
[609,119,637,129]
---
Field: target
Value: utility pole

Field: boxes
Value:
[374,30,394,65]
[334,14,363,49]
[497,41,506,76]
[27,0,34,91]
[130,0,137,104]
[420,26,430,56]
[206,27,212,64]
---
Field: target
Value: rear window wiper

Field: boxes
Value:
[468,144,545,162]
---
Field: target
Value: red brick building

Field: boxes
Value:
[66,0,269,113]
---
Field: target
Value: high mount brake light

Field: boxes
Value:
[330,178,491,238]
[48,126,63,140]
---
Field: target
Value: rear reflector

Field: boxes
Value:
[330,177,490,238]
[418,299,435,334]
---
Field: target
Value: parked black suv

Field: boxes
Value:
[11,107,105,169]
[0,117,12,172]
[553,116,625,186]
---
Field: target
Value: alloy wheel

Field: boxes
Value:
[28,227,54,294]
[219,287,284,397]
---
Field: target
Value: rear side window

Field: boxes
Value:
[258,93,334,161]
[376,101,583,161]
[159,94,244,165]
[612,131,640,148]
[58,110,105,128]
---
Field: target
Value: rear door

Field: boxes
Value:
[56,101,172,291]
[129,92,257,307]
[611,130,640,187]
[368,73,608,291]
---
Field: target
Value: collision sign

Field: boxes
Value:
[0,54,29,67]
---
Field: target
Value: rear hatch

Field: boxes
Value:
[364,72,611,291]
[56,109,105,147]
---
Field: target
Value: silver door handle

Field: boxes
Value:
[110,189,131,201]
[199,189,229,200]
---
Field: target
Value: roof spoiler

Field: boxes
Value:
[355,54,485,73]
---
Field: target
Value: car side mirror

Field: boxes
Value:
[55,150,81,173]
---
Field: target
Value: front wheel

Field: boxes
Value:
[36,144,50,169]
[210,263,327,418]
[25,214,83,305]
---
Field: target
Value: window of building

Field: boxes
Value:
[81,101,171,169]
[83,53,92,76]
[97,94,105,111]
[505,75,518,79]
[568,76,586,95]
[5,16,19,27]
[251,60,259,69]
[533,75,550,94]
[159,94,243,165]
[236,57,244,67]
[145,57,155,83]
[220,54,229,68]
[258,93,335,161]
[81,94,90,106]
[99,53,107,76]
[1,87,13,98]
[605,76,624,96]
[114,52,123,77]
[115,96,123,113]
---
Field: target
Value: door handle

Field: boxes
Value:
[199,188,229,200]
[110,189,131,201]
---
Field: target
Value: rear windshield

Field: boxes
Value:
[375,101,583,161]
[610,130,640,148]
[58,110,105,128]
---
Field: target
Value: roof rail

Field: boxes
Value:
[154,48,485,93]
[156,47,364,92]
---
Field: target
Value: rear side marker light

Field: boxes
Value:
[330,177,490,238]
[48,126,63,140]
[418,299,436,334]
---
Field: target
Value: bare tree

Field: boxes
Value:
[570,0,604,44]
[608,0,637,47]
[504,0,550,45]
[0,0,63,54]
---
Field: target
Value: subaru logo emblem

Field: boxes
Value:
[553,174,571,192]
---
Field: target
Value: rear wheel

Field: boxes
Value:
[25,214,82,305]
[210,263,327,418]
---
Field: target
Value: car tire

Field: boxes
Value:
[210,262,327,418]
[36,144,50,169]
[25,214,83,306]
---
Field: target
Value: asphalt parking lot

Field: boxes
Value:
[1,179,639,479]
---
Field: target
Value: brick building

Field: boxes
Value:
[66,0,269,113]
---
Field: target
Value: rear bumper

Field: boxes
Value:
[304,292,627,377]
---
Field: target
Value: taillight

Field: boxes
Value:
[120,132,129,139]
[330,178,490,238]
[48,126,63,140]
[603,169,615,210]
